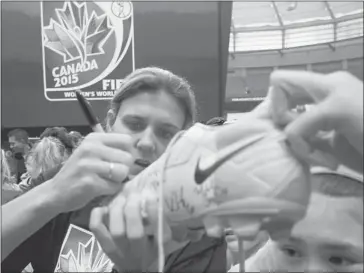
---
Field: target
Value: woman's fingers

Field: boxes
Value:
[95,193,159,272]
[124,193,145,239]
[310,133,364,173]
[96,145,134,166]
[88,160,130,183]
[89,206,124,267]
[144,197,173,243]
[108,194,127,245]
[285,98,336,141]
[77,134,134,168]
[270,85,300,126]
[270,70,329,104]
[269,70,331,128]
[87,133,134,151]
[91,191,190,272]
[250,87,274,120]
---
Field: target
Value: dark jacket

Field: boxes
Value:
[1,213,72,273]
[164,235,227,273]
[2,166,71,273]
[2,222,227,273]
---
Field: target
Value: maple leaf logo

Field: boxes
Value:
[56,237,113,272]
[43,1,114,64]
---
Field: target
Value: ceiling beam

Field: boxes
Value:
[234,13,362,32]
[324,1,336,20]
[231,18,236,33]
[271,2,285,49]
[231,18,237,54]
[327,42,336,51]
[271,2,284,27]
[324,1,338,43]
[228,36,362,57]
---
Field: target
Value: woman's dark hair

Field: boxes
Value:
[106,67,197,131]
[69,131,83,148]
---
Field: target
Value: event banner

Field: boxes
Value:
[40,1,135,101]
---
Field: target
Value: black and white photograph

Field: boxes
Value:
[1,1,363,272]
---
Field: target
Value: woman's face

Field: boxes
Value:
[110,91,186,176]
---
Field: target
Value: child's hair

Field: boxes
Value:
[206,117,226,126]
[311,171,363,198]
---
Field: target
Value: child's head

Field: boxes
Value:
[270,170,363,272]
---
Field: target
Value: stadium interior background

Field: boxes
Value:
[1,1,363,147]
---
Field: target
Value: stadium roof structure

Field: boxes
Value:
[229,1,363,53]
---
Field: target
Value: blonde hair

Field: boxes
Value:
[2,151,21,204]
[106,67,197,130]
[1,149,12,184]
[26,137,71,179]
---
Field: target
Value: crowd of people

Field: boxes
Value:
[1,67,363,272]
[2,128,83,203]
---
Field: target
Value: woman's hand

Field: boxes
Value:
[48,132,134,213]
[89,191,189,272]
[1,133,135,261]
